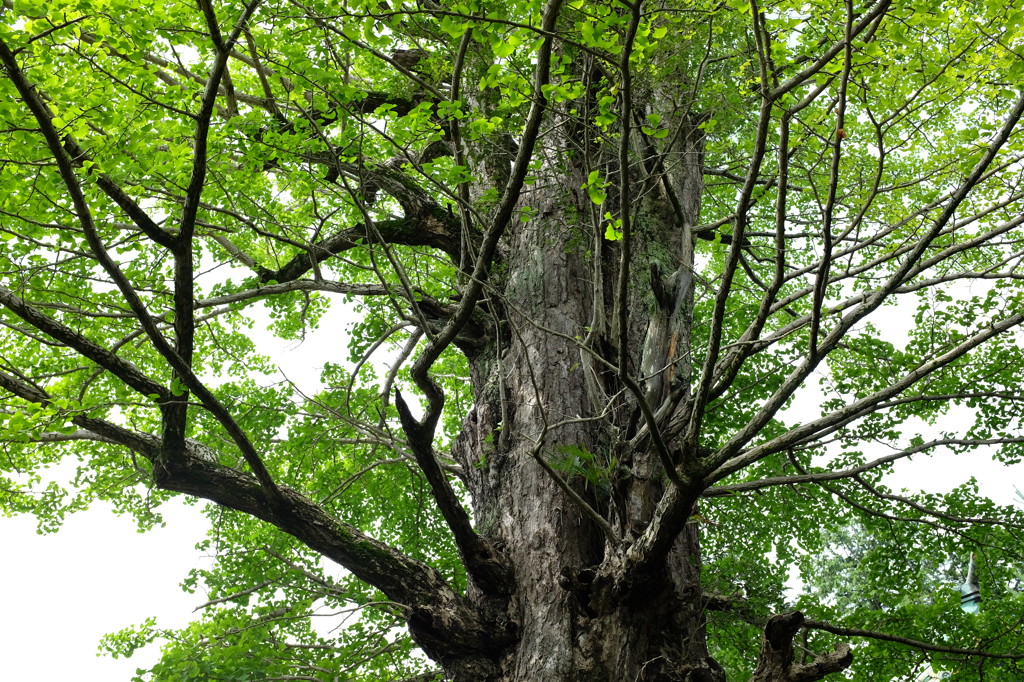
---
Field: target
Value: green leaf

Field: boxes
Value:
[492,41,515,59]
[604,218,622,241]
[170,378,188,397]
[584,170,608,205]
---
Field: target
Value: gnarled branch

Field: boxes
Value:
[750,611,853,682]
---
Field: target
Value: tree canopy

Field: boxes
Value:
[2,0,1024,679]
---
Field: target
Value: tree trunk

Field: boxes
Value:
[405,32,851,673]
[434,100,728,678]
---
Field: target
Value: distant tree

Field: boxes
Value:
[1,0,1024,679]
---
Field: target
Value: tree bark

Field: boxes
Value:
[431,95,737,677]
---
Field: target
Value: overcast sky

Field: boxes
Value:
[3,499,209,680]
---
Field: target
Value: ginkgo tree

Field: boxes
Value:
[2,0,1024,679]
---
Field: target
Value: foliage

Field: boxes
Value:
[1,0,1024,679]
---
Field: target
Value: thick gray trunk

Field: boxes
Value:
[423,43,849,672]
[446,130,724,679]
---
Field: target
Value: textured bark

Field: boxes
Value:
[419,57,855,673]
[434,101,736,678]
[749,612,853,682]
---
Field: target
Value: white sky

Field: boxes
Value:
[3,498,209,680]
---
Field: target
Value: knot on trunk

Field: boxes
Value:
[750,611,853,682]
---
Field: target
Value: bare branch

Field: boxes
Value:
[805,618,1024,660]
[394,389,512,595]
[708,309,1024,482]
[258,215,460,284]
[703,437,1024,498]
[0,287,169,400]
[400,0,565,448]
